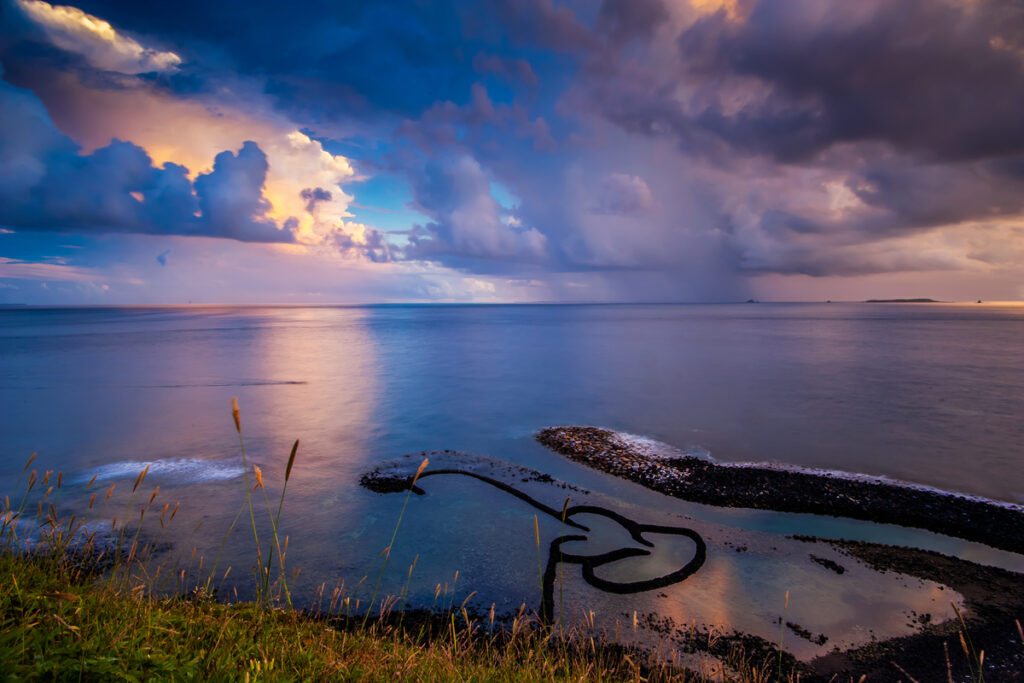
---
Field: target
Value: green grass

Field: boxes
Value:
[0,551,722,681]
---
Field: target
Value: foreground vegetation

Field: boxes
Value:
[2,399,1013,681]
[3,551,699,681]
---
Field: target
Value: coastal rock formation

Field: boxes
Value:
[537,426,1024,555]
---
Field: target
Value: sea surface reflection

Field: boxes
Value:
[2,303,1023,657]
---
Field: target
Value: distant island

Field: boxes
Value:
[864,298,939,303]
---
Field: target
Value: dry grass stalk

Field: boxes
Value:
[285,440,299,481]
[132,465,150,493]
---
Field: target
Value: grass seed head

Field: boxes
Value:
[412,458,429,486]
[231,397,241,433]
[132,465,150,492]
[286,440,299,481]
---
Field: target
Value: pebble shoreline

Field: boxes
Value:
[536,426,1024,555]
[538,425,1024,680]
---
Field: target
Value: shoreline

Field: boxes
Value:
[536,425,1024,680]
[537,426,1024,555]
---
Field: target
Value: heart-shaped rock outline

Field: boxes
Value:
[369,467,707,622]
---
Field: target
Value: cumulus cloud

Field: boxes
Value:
[332,222,394,263]
[0,76,295,242]
[192,141,295,242]
[405,155,548,265]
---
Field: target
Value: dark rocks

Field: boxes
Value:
[538,426,1024,681]
[809,554,846,575]
[536,426,1024,556]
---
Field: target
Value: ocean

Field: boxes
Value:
[2,303,1023,654]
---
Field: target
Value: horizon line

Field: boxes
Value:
[3,300,1023,309]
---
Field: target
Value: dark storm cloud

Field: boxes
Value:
[589,0,1024,163]
[563,0,1024,279]
[595,0,668,45]
[848,158,1024,233]
[0,76,295,242]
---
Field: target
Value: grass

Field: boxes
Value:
[1,398,1014,681]
[0,552,680,681]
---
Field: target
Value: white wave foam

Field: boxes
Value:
[611,431,1024,513]
[614,432,712,461]
[76,458,245,485]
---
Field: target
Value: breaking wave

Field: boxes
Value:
[76,457,246,485]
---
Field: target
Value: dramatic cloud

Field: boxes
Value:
[0,75,295,242]
[563,0,1024,282]
[405,155,548,266]
[3,0,1024,302]
[14,0,181,74]
[674,0,1024,162]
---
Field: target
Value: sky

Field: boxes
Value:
[1,0,1024,304]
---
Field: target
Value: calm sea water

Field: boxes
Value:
[2,303,1023,639]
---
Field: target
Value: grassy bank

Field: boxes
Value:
[1,548,798,681]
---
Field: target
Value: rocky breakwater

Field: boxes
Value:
[536,426,1024,556]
